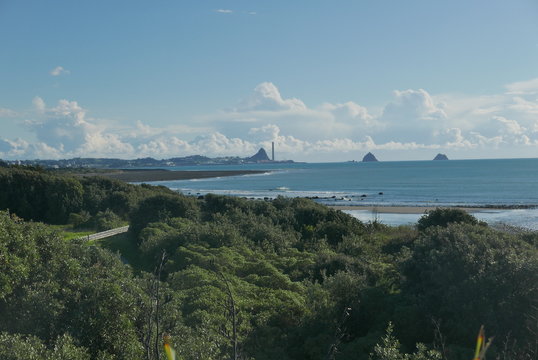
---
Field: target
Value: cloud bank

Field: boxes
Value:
[2,79,538,161]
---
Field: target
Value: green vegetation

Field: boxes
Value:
[0,166,176,227]
[0,166,537,359]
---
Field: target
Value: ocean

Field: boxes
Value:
[142,158,538,229]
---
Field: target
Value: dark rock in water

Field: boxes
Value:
[433,153,449,160]
[362,152,379,162]
[247,148,271,162]
[378,192,384,195]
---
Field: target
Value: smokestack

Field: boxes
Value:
[272,142,275,161]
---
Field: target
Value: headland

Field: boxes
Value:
[78,169,267,182]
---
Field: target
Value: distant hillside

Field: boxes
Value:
[2,149,293,169]
[247,148,270,162]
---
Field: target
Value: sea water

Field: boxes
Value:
[143,158,538,229]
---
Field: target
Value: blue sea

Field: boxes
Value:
[141,159,538,229]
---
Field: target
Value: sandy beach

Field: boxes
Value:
[80,169,267,182]
[328,205,502,214]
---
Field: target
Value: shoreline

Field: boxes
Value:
[78,169,268,182]
[328,205,535,214]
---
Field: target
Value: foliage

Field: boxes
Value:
[0,166,173,226]
[129,194,200,238]
[0,332,91,360]
[400,223,538,351]
[416,208,479,231]
[370,323,442,360]
[1,170,538,359]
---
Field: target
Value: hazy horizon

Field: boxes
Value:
[2,1,538,162]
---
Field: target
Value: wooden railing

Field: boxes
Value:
[78,225,129,241]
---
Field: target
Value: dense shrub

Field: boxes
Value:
[2,168,538,360]
[416,208,479,231]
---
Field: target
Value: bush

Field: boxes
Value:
[69,211,91,228]
[129,194,200,238]
[416,208,478,231]
[92,209,123,231]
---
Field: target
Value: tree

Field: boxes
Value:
[416,208,479,232]
[401,223,538,351]
[129,194,200,238]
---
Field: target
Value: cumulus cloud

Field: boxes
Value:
[493,116,525,135]
[17,97,133,158]
[235,82,307,112]
[50,66,70,76]
[0,138,28,156]
[27,99,89,151]
[0,137,64,159]
[211,82,381,141]
[5,77,538,161]
[381,89,447,123]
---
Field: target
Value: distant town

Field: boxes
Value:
[0,146,295,169]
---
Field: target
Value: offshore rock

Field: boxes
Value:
[362,152,379,162]
[433,153,449,160]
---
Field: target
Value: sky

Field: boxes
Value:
[1,0,538,162]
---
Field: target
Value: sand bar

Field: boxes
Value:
[329,205,507,214]
[80,169,267,182]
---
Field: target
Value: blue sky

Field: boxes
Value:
[1,0,538,161]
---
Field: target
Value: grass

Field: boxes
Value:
[48,223,142,269]
[48,224,95,241]
[48,221,129,241]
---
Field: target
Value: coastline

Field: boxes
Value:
[78,169,268,182]
[328,205,522,214]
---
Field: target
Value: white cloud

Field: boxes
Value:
[32,96,46,113]
[509,96,538,115]
[236,82,307,112]
[215,9,233,14]
[134,133,256,158]
[0,137,64,159]
[50,66,70,76]
[211,82,381,141]
[21,97,134,158]
[493,116,525,135]
[0,108,18,117]
[319,101,375,127]
[0,138,28,156]
[506,78,538,94]
[6,77,538,161]
[381,88,447,123]
[248,124,280,142]
[470,132,503,148]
